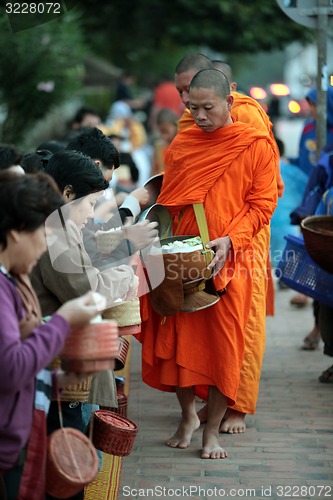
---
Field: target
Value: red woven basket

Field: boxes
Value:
[114,336,130,371]
[61,320,119,361]
[60,320,119,373]
[110,393,128,417]
[46,427,99,499]
[92,410,138,457]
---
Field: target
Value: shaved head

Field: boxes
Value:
[189,69,230,99]
[211,61,232,83]
[175,53,213,75]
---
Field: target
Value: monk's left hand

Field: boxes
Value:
[206,236,232,276]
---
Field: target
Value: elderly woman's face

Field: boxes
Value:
[11,226,47,274]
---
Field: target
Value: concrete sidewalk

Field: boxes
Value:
[119,287,333,500]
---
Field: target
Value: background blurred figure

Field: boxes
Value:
[288,86,333,177]
[149,77,184,132]
[105,101,151,185]
[315,186,333,382]
[108,133,139,192]
[115,71,148,112]
[70,106,103,130]
[0,143,24,174]
[62,106,103,142]
[270,137,308,268]
[21,150,53,174]
[36,140,67,154]
[288,144,333,346]
[151,108,178,176]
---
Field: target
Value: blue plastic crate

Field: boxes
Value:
[276,235,333,307]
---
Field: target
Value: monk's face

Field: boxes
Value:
[175,70,197,109]
[189,87,233,132]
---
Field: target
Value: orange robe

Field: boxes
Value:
[138,122,277,406]
[230,93,281,317]
[178,96,278,413]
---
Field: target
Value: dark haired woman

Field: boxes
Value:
[30,150,139,500]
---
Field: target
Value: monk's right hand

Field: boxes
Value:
[206,236,232,276]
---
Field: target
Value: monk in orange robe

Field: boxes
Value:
[138,68,277,459]
[175,55,279,433]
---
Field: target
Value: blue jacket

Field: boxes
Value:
[289,87,333,176]
[290,144,333,224]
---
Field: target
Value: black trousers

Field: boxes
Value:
[319,304,333,357]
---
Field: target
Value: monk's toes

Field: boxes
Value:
[219,422,246,434]
[231,425,246,434]
[201,447,228,459]
[219,423,231,434]
[165,437,189,449]
[177,440,189,449]
[165,439,178,448]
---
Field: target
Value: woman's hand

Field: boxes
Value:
[124,219,159,250]
[57,291,107,328]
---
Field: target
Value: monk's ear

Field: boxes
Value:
[230,81,237,91]
[226,94,234,109]
[63,185,76,202]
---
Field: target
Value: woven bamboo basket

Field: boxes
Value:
[102,298,141,328]
[92,410,138,457]
[301,215,333,275]
[46,427,99,499]
[60,376,93,403]
[60,320,119,373]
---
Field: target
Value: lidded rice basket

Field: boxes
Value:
[92,410,138,457]
[61,319,119,373]
[102,298,141,335]
[46,427,99,498]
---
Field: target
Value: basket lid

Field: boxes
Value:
[94,410,138,430]
[48,428,98,481]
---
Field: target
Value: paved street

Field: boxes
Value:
[119,284,333,500]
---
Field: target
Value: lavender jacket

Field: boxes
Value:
[0,272,70,470]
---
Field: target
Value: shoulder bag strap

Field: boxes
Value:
[193,203,213,279]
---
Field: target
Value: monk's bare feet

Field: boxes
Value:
[165,414,200,449]
[219,408,246,434]
[197,403,208,424]
[201,428,228,459]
